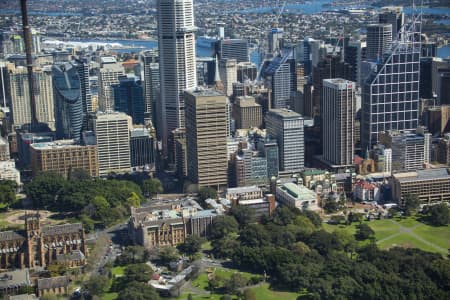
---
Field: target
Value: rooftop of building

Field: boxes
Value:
[236,96,260,107]
[31,139,92,150]
[96,111,130,120]
[394,168,450,182]
[42,223,83,236]
[185,88,224,97]
[323,78,355,89]
[37,276,70,290]
[302,169,327,177]
[9,294,38,300]
[100,56,117,64]
[278,182,317,199]
[0,270,30,290]
[238,198,269,205]
[130,199,223,226]
[130,128,151,138]
[268,109,303,119]
[227,185,262,194]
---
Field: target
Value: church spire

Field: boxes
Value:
[214,55,224,93]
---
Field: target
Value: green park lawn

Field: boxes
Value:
[412,224,450,250]
[323,216,449,255]
[102,292,118,300]
[111,266,126,277]
[173,283,300,300]
[377,233,440,253]
[250,283,299,300]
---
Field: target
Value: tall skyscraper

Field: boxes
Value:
[8,64,54,129]
[268,28,283,54]
[321,79,355,166]
[74,58,92,118]
[52,62,84,140]
[95,112,132,176]
[130,128,154,169]
[366,24,393,61]
[379,6,404,41]
[185,89,228,189]
[157,0,197,153]
[344,40,366,86]
[98,57,125,112]
[140,50,159,122]
[266,109,304,172]
[219,58,237,97]
[262,50,295,109]
[215,39,249,63]
[112,75,145,124]
[438,69,450,105]
[233,96,263,130]
[237,62,258,83]
[361,16,421,150]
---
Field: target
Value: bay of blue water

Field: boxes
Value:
[239,0,450,16]
[434,19,450,25]
[438,44,450,59]
[1,9,82,16]
[78,38,215,57]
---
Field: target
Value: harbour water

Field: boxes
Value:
[438,44,450,59]
[72,37,215,58]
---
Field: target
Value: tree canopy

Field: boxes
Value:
[403,193,421,216]
[25,172,144,230]
[424,203,450,226]
[0,180,17,210]
[206,206,450,299]
[142,178,163,198]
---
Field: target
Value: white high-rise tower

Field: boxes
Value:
[157,0,197,154]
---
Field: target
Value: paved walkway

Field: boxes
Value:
[376,219,447,253]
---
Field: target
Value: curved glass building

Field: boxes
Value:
[52,63,83,140]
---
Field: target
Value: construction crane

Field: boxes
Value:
[256,0,287,80]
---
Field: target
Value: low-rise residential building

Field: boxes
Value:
[354,180,381,202]
[276,182,319,211]
[390,168,450,206]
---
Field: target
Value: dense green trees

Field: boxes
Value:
[115,245,150,266]
[84,275,110,296]
[355,224,375,241]
[142,178,163,198]
[112,263,159,300]
[25,172,144,229]
[178,235,203,256]
[198,187,217,207]
[423,203,450,226]
[0,180,17,210]
[403,193,421,216]
[207,206,450,299]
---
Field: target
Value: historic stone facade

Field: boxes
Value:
[0,213,87,270]
[128,202,221,249]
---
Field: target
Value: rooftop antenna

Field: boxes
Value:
[20,0,39,130]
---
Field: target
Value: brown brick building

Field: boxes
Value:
[30,140,98,177]
[0,213,87,270]
[128,202,221,249]
[233,96,263,130]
